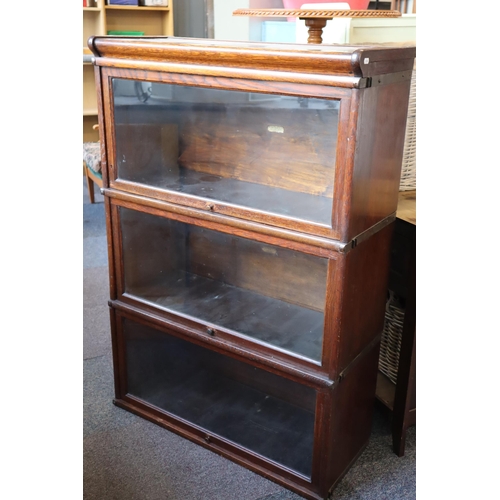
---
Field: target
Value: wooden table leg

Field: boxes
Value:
[391,241,416,456]
[302,18,328,44]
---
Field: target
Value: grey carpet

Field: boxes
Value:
[83,177,416,500]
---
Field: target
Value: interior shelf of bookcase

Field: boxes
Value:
[128,168,333,225]
[128,269,324,361]
[136,364,315,477]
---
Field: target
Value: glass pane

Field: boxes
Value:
[112,78,339,226]
[123,318,316,478]
[120,207,328,362]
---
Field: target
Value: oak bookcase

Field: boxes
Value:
[89,36,415,500]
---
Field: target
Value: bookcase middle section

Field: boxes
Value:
[113,205,333,365]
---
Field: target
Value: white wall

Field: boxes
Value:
[213,0,417,42]
[213,0,250,41]
[213,0,284,41]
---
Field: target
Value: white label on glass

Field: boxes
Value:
[261,246,278,256]
[267,125,284,134]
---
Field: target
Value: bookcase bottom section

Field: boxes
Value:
[119,315,316,479]
[110,310,380,500]
[113,397,325,500]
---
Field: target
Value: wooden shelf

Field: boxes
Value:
[129,270,324,362]
[105,6,170,11]
[82,0,174,141]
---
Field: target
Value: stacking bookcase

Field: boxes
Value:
[89,36,416,500]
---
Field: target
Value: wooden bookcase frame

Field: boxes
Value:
[90,36,415,500]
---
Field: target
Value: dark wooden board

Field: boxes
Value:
[129,269,324,361]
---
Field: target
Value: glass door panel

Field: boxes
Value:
[112,79,339,226]
[123,317,317,478]
[119,207,328,362]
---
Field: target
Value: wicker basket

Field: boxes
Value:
[378,291,405,384]
[399,68,416,191]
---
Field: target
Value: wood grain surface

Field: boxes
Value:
[396,190,416,225]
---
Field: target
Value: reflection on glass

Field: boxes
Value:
[120,207,328,362]
[112,79,339,225]
[124,318,316,478]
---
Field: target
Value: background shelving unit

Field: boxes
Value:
[105,5,173,34]
[83,1,174,142]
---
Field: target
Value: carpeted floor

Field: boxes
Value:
[83,177,416,500]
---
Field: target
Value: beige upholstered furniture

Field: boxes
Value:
[83,125,103,204]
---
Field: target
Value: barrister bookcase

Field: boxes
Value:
[89,36,415,500]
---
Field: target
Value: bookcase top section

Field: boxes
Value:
[88,36,415,79]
